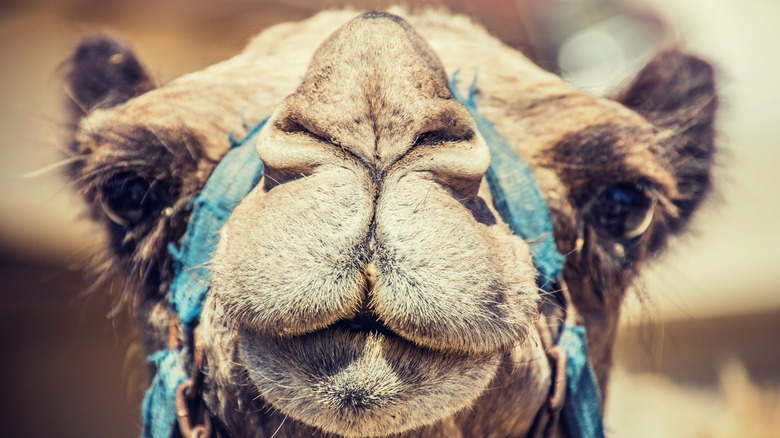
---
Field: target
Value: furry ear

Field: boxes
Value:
[65,35,154,121]
[615,48,718,237]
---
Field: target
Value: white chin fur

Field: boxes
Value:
[238,329,501,437]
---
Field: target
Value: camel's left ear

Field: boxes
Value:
[614,48,718,237]
[65,35,155,121]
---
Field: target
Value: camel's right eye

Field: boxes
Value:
[587,182,654,241]
[101,172,164,227]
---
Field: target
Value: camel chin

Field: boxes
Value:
[237,328,500,437]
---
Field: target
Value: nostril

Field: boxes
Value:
[276,117,331,144]
[413,129,474,148]
[406,118,490,199]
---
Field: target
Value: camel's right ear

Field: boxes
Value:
[65,35,154,122]
[613,48,718,240]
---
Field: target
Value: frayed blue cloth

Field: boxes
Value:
[451,73,604,438]
[559,325,606,438]
[168,119,267,330]
[449,71,564,291]
[144,119,267,438]
[142,350,187,438]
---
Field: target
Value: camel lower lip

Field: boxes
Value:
[237,327,501,436]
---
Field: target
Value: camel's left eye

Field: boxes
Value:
[588,183,654,240]
[101,173,167,227]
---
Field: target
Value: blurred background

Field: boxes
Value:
[1,0,778,436]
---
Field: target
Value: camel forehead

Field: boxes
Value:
[281,13,458,166]
[304,12,448,93]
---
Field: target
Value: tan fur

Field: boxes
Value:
[64,7,718,438]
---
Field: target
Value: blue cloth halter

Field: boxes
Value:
[450,71,605,438]
[142,76,605,438]
[449,72,564,291]
[167,121,266,331]
[142,120,266,438]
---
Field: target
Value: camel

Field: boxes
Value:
[63,8,717,438]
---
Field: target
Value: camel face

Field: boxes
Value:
[209,15,536,435]
[64,10,717,438]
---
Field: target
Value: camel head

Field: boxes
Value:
[63,10,717,438]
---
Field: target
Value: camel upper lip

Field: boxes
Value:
[325,260,400,339]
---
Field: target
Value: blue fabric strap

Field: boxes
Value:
[143,119,267,438]
[168,119,267,329]
[142,350,187,438]
[559,326,606,438]
[449,72,564,291]
[450,73,604,438]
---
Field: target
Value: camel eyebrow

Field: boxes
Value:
[540,123,666,200]
[551,124,623,160]
[545,124,642,174]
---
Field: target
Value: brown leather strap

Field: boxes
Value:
[170,314,213,438]
[176,379,212,438]
[528,343,568,438]
[529,278,578,438]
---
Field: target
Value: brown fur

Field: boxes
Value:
[63,8,717,437]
